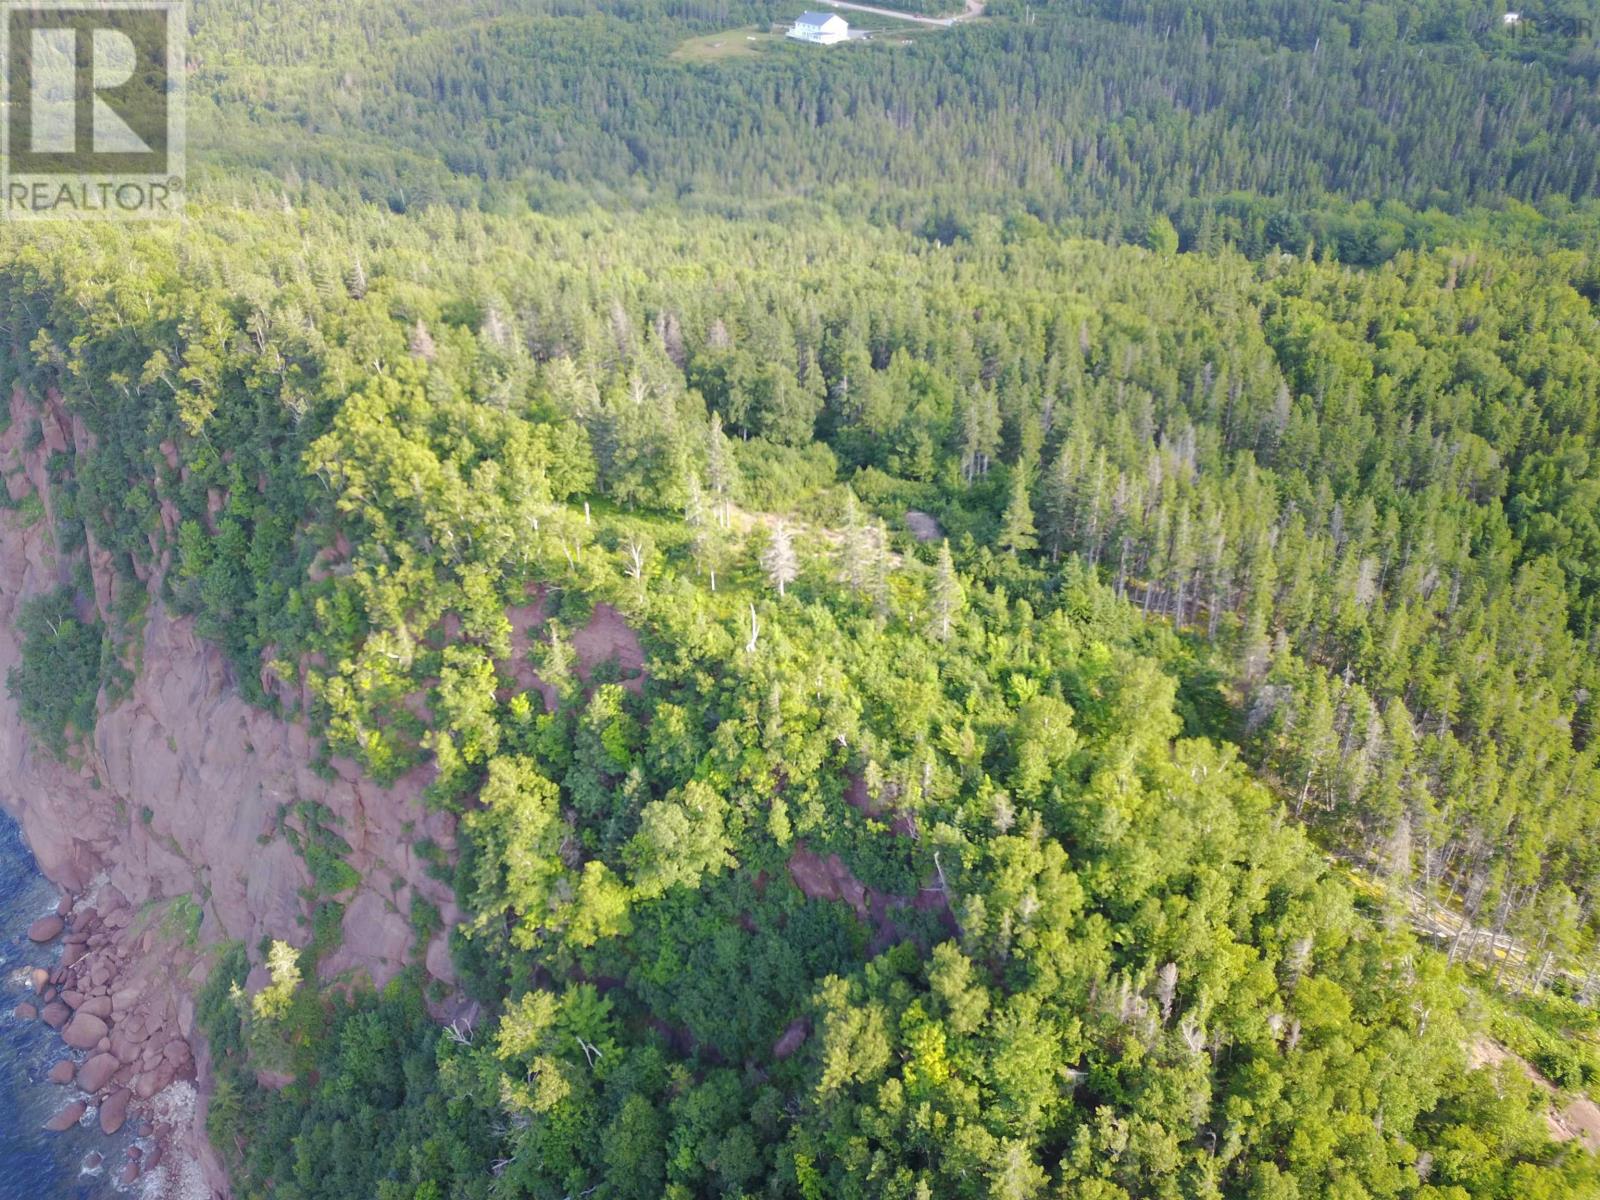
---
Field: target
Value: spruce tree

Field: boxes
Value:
[840,490,867,594]
[931,539,964,641]
[998,470,1038,555]
[706,411,734,527]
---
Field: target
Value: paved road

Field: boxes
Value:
[819,0,985,30]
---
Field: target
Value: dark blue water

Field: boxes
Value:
[0,810,118,1198]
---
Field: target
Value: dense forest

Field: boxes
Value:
[187,0,1600,259]
[3,0,1600,1197]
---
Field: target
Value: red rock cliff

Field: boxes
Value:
[0,389,461,1196]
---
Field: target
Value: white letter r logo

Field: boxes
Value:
[91,28,150,153]
[26,26,151,154]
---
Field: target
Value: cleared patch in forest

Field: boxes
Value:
[1468,1036,1600,1151]
[670,10,943,64]
[669,28,780,62]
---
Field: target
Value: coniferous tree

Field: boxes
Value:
[867,519,893,619]
[1039,445,1075,562]
[931,539,963,642]
[345,255,368,301]
[998,470,1038,555]
[839,491,868,595]
[706,410,735,528]
[958,387,1001,484]
[685,475,721,592]
[761,520,798,598]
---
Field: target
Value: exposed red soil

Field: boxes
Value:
[402,683,438,725]
[844,773,918,839]
[433,587,646,710]
[497,585,557,710]
[1469,1035,1600,1151]
[772,1017,811,1060]
[438,611,462,642]
[572,601,647,692]
[307,531,352,582]
[787,842,957,954]
[788,843,871,919]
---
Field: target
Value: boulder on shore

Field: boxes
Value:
[99,1088,131,1135]
[77,1053,120,1093]
[29,967,48,992]
[40,1001,70,1029]
[27,915,64,943]
[43,1101,85,1132]
[46,1060,75,1085]
[62,1011,108,1050]
[13,1003,37,1021]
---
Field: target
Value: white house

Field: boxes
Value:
[788,11,850,44]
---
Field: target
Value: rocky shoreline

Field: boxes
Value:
[17,881,216,1197]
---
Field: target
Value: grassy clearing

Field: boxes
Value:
[670,13,940,64]
[669,28,780,63]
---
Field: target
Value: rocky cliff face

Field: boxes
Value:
[0,389,462,1196]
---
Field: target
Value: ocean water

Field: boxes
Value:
[0,809,121,1199]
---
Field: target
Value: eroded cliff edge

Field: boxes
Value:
[0,391,463,1195]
